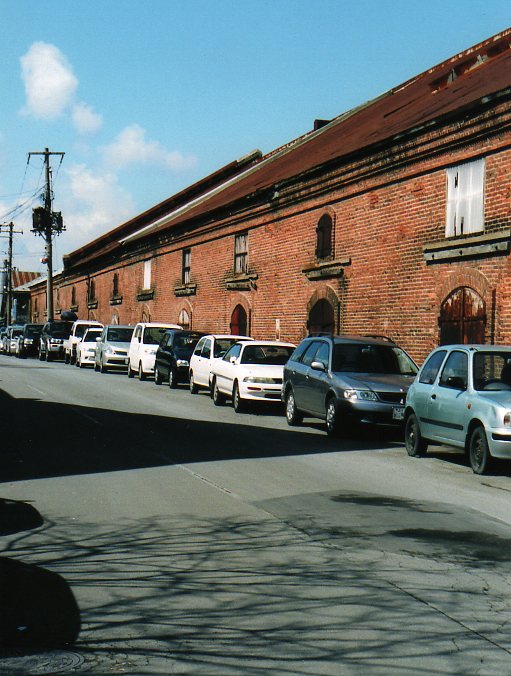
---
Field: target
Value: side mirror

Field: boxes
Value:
[311,360,327,372]
[230,356,237,364]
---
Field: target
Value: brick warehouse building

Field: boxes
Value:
[29,29,511,364]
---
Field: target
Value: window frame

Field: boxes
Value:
[234,232,248,274]
[182,248,191,285]
[445,158,485,238]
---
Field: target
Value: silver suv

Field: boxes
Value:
[282,335,418,436]
[405,344,511,474]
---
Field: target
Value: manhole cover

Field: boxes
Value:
[0,650,84,674]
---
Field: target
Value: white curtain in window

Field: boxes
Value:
[446,158,485,237]
[143,259,152,289]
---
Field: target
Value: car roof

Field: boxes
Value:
[304,334,397,346]
[201,334,253,340]
[238,340,296,348]
[138,322,182,328]
[432,344,511,352]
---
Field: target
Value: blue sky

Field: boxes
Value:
[1,0,510,272]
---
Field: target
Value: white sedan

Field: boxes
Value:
[210,340,295,412]
[76,327,103,368]
[189,334,252,393]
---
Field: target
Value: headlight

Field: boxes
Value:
[176,359,189,367]
[25,338,33,344]
[343,389,378,401]
[504,412,511,426]
[105,346,115,355]
[244,376,279,384]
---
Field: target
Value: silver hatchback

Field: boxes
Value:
[94,325,134,373]
[405,344,511,474]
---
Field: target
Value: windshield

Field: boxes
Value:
[240,344,294,365]
[76,324,99,338]
[83,329,102,342]
[331,344,418,375]
[214,338,238,357]
[143,327,170,345]
[107,327,134,342]
[12,329,23,337]
[25,325,42,336]
[473,352,511,391]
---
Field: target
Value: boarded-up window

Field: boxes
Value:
[234,233,248,274]
[446,159,485,237]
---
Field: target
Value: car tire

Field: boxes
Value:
[325,397,340,437]
[168,367,178,389]
[64,352,70,364]
[469,425,492,475]
[128,362,135,378]
[189,371,199,394]
[285,389,303,426]
[38,348,45,361]
[94,361,100,372]
[138,362,146,381]
[404,413,428,457]
[232,382,246,413]
[45,350,52,362]
[154,366,163,385]
[212,378,225,406]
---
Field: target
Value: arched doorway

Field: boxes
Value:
[439,287,486,345]
[230,304,248,336]
[308,298,335,335]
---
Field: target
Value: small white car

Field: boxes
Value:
[76,327,103,368]
[128,322,182,380]
[405,344,511,474]
[210,340,295,412]
[188,334,252,393]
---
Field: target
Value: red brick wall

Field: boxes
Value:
[30,100,511,365]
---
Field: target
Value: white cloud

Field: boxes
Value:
[72,102,103,134]
[20,42,78,120]
[102,124,197,171]
[61,164,135,246]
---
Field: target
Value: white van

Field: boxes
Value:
[128,322,181,380]
[188,334,252,393]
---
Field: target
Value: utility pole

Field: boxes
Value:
[29,148,65,322]
[0,221,23,325]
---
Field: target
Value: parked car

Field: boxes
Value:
[211,340,295,412]
[282,335,418,436]
[6,326,24,355]
[128,322,182,380]
[39,321,74,361]
[76,327,104,368]
[0,326,8,353]
[16,323,43,358]
[154,329,207,387]
[188,334,253,394]
[64,319,103,364]
[94,325,134,373]
[405,344,511,474]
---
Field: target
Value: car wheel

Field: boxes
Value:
[168,367,178,389]
[469,425,492,475]
[94,360,99,372]
[64,352,70,364]
[285,389,303,426]
[128,362,135,378]
[212,378,225,406]
[404,413,428,457]
[325,397,340,436]
[101,359,108,373]
[189,371,199,394]
[154,366,163,385]
[38,348,45,361]
[138,362,146,381]
[45,350,52,362]
[232,382,246,413]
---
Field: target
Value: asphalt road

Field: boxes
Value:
[2,354,511,674]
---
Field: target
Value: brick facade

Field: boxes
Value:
[29,31,511,364]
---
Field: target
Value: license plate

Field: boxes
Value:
[392,407,404,421]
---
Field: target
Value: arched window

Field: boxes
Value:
[230,304,248,336]
[308,298,334,335]
[316,214,333,259]
[179,309,190,330]
[439,287,486,345]
[111,312,119,325]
